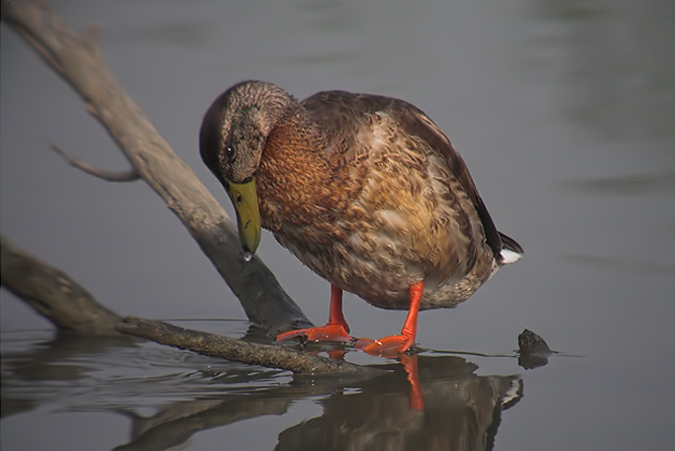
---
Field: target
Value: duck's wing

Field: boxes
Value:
[392,102,506,259]
[302,91,511,260]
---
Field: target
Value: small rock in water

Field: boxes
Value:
[517,329,552,370]
[518,329,551,355]
[243,251,253,262]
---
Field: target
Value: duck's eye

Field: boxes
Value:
[225,146,235,158]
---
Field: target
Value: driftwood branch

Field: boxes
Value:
[0,235,123,337]
[0,235,376,375]
[116,317,380,376]
[2,0,312,335]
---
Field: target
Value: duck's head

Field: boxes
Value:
[200,81,293,255]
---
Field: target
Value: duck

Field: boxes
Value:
[200,80,523,356]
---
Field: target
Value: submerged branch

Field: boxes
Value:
[116,317,381,376]
[1,235,378,375]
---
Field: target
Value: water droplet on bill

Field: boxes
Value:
[243,251,253,262]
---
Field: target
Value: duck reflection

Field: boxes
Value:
[276,355,521,451]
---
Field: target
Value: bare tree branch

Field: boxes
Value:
[116,317,381,376]
[1,235,378,375]
[50,144,140,182]
[2,0,312,335]
[0,235,123,337]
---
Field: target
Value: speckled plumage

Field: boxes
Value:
[201,81,522,314]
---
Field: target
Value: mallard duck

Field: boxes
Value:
[200,80,522,355]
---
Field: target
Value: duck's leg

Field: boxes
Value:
[275,284,353,343]
[356,280,423,356]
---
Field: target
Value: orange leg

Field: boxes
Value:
[275,284,353,343]
[356,280,424,356]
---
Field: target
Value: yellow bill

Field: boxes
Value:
[227,178,261,254]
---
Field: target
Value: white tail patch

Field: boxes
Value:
[500,248,523,264]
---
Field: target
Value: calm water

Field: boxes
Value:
[2,1,674,450]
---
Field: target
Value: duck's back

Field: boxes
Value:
[302,91,503,257]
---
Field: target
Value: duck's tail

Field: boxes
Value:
[497,232,523,264]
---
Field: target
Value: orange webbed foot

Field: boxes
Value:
[275,324,353,343]
[354,334,415,357]
[355,281,423,357]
